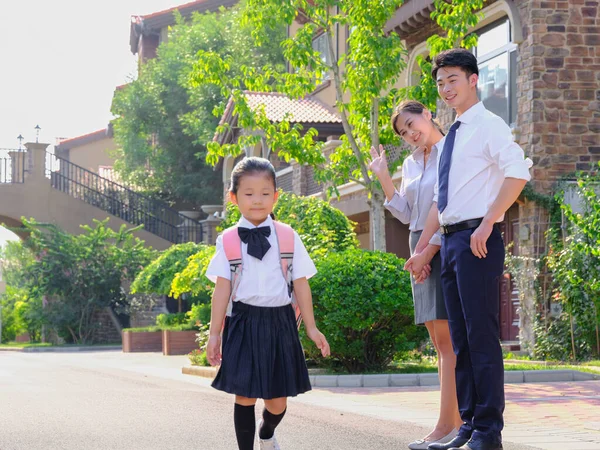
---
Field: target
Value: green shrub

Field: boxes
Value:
[156,313,188,328]
[122,326,162,333]
[533,314,592,361]
[187,303,211,326]
[188,349,210,366]
[131,242,208,295]
[219,191,359,259]
[303,249,422,373]
[170,246,216,301]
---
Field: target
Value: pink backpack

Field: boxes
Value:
[222,221,302,328]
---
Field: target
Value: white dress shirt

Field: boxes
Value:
[433,102,533,225]
[384,146,442,246]
[205,215,317,307]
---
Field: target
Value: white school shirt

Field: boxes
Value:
[383,146,442,246]
[205,215,317,307]
[433,102,533,225]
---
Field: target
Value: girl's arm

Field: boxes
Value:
[293,277,330,357]
[206,277,231,366]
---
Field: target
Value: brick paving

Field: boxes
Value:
[292,381,600,450]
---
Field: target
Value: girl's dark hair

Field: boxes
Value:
[229,156,277,194]
[431,48,479,79]
[390,100,445,137]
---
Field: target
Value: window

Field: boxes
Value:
[312,32,331,66]
[474,19,518,126]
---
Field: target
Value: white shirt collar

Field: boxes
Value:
[238,215,273,229]
[455,101,485,125]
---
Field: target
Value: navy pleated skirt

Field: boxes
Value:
[212,301,312,400]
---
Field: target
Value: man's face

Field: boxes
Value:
[436,66,478,110]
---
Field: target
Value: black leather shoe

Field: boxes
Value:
[427,436,469,450]
[449,439,503,450]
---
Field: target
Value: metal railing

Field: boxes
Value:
[0,149,25,184]
[45,152,203,243]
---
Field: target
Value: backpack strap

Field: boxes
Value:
[222,227,243,319]
[221,222,302,329]
[273,221,302,329]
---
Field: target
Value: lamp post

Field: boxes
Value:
[35,125,41,143]
[17,134,24,150]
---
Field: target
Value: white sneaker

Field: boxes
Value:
[257,420,281,450]
[407,428,458,450]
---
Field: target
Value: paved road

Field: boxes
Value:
[0,351,541,450]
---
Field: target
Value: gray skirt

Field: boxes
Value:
[409,230,448,325]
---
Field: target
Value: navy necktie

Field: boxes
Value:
[238,226,271,260]
[437,121,461,213]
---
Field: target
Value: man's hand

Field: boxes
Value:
[470,221,494,258]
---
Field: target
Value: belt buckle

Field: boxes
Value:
[441,224,449,235]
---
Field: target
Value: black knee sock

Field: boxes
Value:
[259,407,286,440]
[234,403,256,450]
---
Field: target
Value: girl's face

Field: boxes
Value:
[230,172,278,226]
[394,110,434,149]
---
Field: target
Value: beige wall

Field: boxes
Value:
[67,136,117,173]
[0,146,171,251]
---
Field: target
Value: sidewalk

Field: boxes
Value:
[293,381,600,450]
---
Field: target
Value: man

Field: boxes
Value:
[405,49,532,450]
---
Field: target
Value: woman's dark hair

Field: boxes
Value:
[229,156,277,194]
[390,100,445,137]
[431,48,479,79]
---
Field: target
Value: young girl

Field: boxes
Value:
[206,156,330,450]
[368,101,463,450]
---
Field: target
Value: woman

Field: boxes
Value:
[368,100,462,450]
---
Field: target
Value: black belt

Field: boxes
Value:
[440,218,484,235]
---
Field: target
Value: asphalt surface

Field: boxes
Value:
[0,351,540,450]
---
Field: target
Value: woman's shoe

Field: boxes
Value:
[408,429,458,450]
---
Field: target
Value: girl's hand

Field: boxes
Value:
[368,145,388,177]
[206,334,222,366]
[306,327,330,357]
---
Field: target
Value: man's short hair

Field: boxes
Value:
[431,48,479,79]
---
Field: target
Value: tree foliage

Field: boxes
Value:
[7,219,155,344]
[191,0,408,250]
[220,191,359,259]
[401,0,483,111]
[111,3,286,207]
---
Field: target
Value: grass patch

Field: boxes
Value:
[0,342,52,348]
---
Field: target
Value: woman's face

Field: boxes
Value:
[394,110,434,149]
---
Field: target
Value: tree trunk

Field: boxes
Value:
[370,190,387,251]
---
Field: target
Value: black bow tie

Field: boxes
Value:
[238,226,271,260]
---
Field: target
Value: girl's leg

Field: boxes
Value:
[235,396,258,450]
[260,397,288,440]
[422,321,449,440]
[432,320,463,432]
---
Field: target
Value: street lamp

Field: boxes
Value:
[17,134,24,150]
[35,125,41,143]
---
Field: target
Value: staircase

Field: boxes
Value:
[45,152,203,244]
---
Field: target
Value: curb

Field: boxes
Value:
[182,366,600,387]
[0,346,122,353]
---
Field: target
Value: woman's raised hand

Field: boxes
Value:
[368,144,388,177]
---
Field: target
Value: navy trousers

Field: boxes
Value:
[440,226,505,444]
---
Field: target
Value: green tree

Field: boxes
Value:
[401,0,483,111]
[111,4,286,208]
[190,1,485,250]
[0,241,42,342]
[546,166,600,359]
[131,242,209,311]
[191,0,408,250]
[15,219,155,344]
